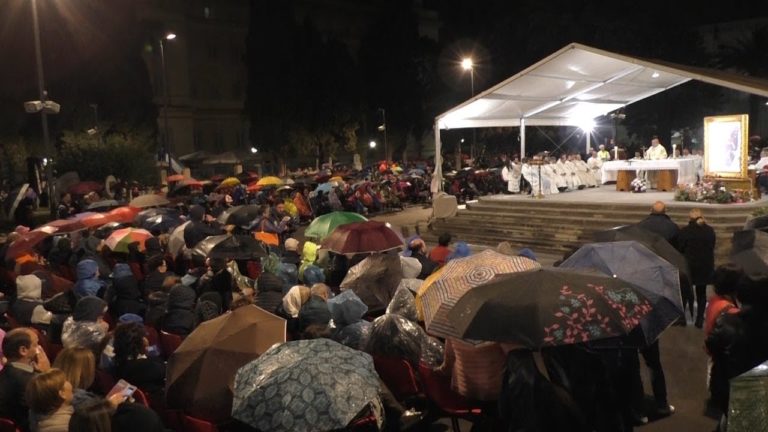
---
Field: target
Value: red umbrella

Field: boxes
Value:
[68,181,103,196]
[167,174,186,182]
[105,206,141,224]
[5,226,58,259]
[321,220,404,254]
[73,212,112,228]
[39,218,87,234]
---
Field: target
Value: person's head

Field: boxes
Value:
[300,323,333,340]
[146,255,167,273]
[284,238,300,252]
[53,347,96,390]
[2,328,39,363]
[162,275,181,291]
[310,283,331,301]
[68,399,113,432]
[689,208,705,225]
[275,202,285,214]
[591,149,598,157]
[651,201,666,215]
[282,285,311,318]
[259,204,271,217]
[26,369,73,414]
[73,296,108,323]
[189,205,206,222]
[599,144,605,150]
[651,136,661,146]
[76,259,100,280]
[60,193,72,204]
[408,238,426,254]
[437,233,452,247]
[736,272,768,308]
[113,322,147,367]
[713,263,743,297]
[229,296,252,311]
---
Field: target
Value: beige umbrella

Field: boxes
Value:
[129,194,170,208]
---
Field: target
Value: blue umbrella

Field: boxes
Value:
[232,339,382,432]
[314,182,335,194]
[559,241,684,345]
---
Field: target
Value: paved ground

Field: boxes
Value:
[369,205,718,432]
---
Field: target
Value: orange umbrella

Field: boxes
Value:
[105,206,141,224]
[40,218,87,234]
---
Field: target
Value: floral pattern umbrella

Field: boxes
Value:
[448,268,653,348]
[232,339,382,432]
[417,250,541,340]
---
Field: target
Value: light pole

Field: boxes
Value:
[377,108,388,164]
[30,0,57,214]
[159,33,176,170]
[462,57,476,162]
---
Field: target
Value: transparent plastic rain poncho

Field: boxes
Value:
[365,313,443,367]
[328,290,372,350]
[232,339,383,432]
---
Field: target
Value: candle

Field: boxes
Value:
[672,144,677,158]
[614,146,618,160]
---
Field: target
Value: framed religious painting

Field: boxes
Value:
[704,114,749,179]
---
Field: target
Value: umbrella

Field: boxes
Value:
[135,207,180,227]
[256,176,283,187]
[207,235,267,261]
[68,181,103,196]
[321,220,404,254]
[86,200,120,211]
[105,228,154,253]
[39,218,87,234]
[166,174,186,182]
[167,221,190,257]
[71,212,112,228]
[5,226,57,259]
[95,222,129,239]
[417,250,541,340]
[314,182,336,194]
[54,172,80,200]
[142,213,183,233]
[329,175,344,183]
[304,211,368,241]
[730,229,768,275]
[594,225,689,278]
[276,185,293,193]
[105,206,141,224]
[559,241,684,345]
[232,339,381,432]
[129,194,170,208]
[448,268,654,348]
[219,177,241,188]
[167,305,286,422]
[4,184,29,219]
[176,177,203,188]
[217,205,261,228]
[179,150,211,163]
[190,234,231,258]
[744,215,768,232]
[408,168,425,176]
[340,253,403,312]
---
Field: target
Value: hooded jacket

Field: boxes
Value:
[62,296,108,351]
[328,290,371,349]
[112,263,146,317]
[73,259,107,298]
[161,285,197,335]
[11,274,53,325]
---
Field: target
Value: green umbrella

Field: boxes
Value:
[304,211,368,241]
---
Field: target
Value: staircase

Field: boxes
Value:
[423,195,760,264]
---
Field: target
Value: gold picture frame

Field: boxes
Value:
[704,114,749,179]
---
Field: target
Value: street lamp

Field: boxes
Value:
[159,32,176,170]
[461,57,476,161]
[29,0,58,215]
[377,108,388,164]
[369,140,377,149]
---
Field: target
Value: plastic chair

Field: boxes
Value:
[159,331,184,358]
[372,356,422,402]
[0,418,20,432]
[132,387,151,407]
[417,363,483,432]
[182,414,219,432]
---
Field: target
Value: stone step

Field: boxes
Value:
[476,196,762,213]
[421,230,576,255]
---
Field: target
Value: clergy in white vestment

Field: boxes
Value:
[547,157,568,190]
[501,160,522,193]
[521,160,539,196]
[572,155,597,187]
[643,137,668,188]
[559,155,584,190]
[587,150,604,184]
[540,162,560,195]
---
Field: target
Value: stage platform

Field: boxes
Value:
[426,186,764,263]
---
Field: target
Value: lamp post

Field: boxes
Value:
[30,0,57,215]
[159,33,176,170]
[377,108,388,164]
[462,57,476,162]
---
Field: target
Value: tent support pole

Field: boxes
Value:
[586,130,591,155]
[520,118,526,158]
[433,121,443,193]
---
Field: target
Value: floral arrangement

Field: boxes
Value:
[675,181,752,204]
[630,177,647,193]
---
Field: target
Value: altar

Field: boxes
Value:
[601,158,699,185]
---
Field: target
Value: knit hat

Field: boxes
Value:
[119,313,144,324]
[284,238,300,252]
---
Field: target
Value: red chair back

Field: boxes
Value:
[372,356,421,401]
[3,313,20,329]
[0,417,20,432]
[159,331,184,358]
[144,326,159,347]
[417,363,482,415]
[182,414,219,432]
[132,387,151,407]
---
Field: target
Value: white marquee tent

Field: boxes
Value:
[432,42,768,190]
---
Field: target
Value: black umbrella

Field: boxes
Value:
[744,215,768,232]
[134,207,180,227]
[141,213,183,234]
[217,205,261,229]
[448,268,654,348]
[193,235,267,260]
[593,225,689,278]
[730,229,768,275]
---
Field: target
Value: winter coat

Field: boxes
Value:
[161,285,196,335]
[112,264,147,317]
[678,220,716,285]
[72,259,107,298]
[636,213,680,247]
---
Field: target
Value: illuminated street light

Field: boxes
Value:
[165,33,177,40]
[159,33,176,169]
[369,141,377,149]
[461,57,476,160]
[250,147,258,154]
[461,58,474,71]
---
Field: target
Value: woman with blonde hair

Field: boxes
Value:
[52,347,101,409]
[678,208,716,328]
[27,369,74,432]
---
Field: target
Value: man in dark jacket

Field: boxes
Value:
[408,238,437,280]
[183,205,224,249]
[678,209,716,327]
[0,328,51,431]
[636,201,680,247]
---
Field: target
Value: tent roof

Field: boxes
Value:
[436,42,768,129]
